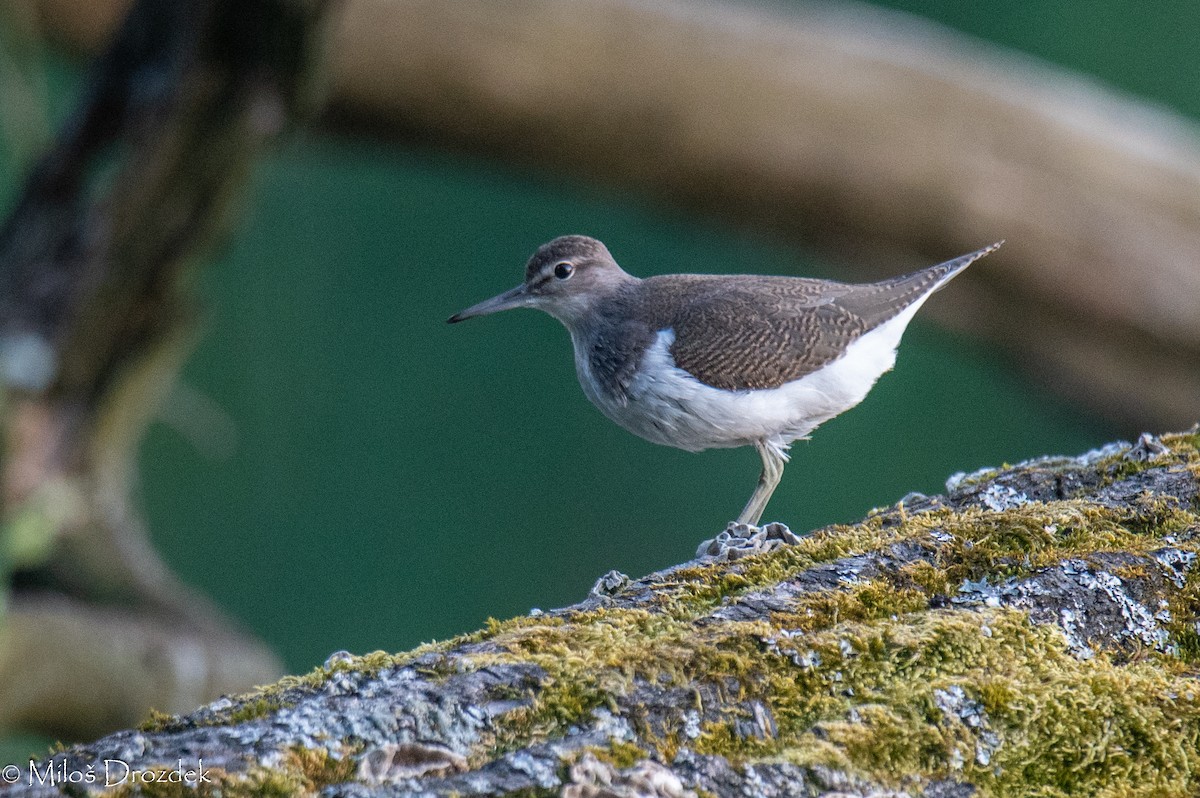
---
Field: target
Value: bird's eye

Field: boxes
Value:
[553,262,574,280]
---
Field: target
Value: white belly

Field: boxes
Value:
[573,303,922,453]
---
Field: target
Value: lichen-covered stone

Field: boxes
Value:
[9,430,1200,797]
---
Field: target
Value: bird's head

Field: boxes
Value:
[448,235,633,328]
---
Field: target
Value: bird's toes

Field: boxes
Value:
[695,521,803,562]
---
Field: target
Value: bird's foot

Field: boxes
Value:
[589,569,631,598]
[695,521,803,562]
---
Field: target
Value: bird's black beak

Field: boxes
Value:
[447,284,531,323]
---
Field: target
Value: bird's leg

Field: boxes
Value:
[736,441,788,526]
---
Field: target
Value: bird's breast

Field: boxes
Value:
[570,305,918,453]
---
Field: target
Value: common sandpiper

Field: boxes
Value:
[449,236,1000,526]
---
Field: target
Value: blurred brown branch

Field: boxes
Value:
[0,0,335,741]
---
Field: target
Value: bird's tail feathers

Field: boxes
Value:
[928,240,1004,292]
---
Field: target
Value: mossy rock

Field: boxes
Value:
[14,430,1200,797]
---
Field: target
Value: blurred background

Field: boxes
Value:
[1,0,1197,755]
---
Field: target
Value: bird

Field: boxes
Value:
[449,236,1000,526]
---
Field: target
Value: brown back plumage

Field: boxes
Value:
[583,245,997,396]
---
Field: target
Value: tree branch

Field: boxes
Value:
[10,431,1200,795]
[0,0,336,741]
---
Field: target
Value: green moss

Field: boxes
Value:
[226,696,286,724]
[1095,430,1200,486]
[755,609,1200,796]
[483,610,682,755]
[280,745,359,789]
[693,718,777,760]
[138,709,177,733]
[143,693,298,733]
[1161,562,1200,667]
[897,559,952,596]
[584,739,649,769]
[291,648,416,687]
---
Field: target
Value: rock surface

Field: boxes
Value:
[6,430,1200,797]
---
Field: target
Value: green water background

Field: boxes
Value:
[4,1,1198,682]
